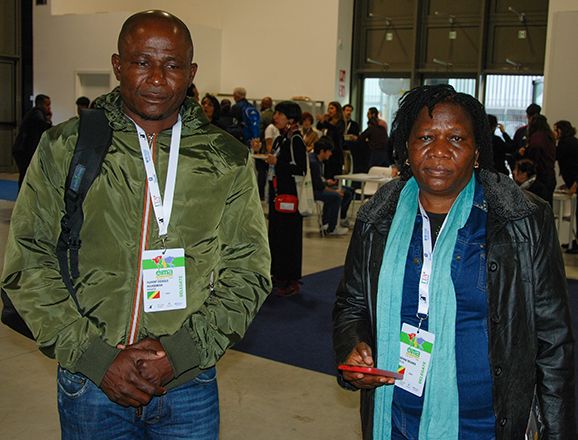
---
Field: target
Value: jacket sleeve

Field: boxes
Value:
[160,158,272,376]
[532,204,576,438]
[1,127,120,385]
[333,221,373,366]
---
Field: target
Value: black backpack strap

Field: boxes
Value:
[55,109,112,311]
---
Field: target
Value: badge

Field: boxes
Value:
[141,248,186,312]
[395,323,435,397]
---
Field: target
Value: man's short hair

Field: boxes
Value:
[233,87,247,99]
[526,104,541,117]
[35,94,50,107]
[76,96,90,107]
[515,159,537,177]
[368,107,379,117]
[314,136,334,155]
[343,104,353,111]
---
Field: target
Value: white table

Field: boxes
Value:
[334,173,391,201]
[553,191,577,245]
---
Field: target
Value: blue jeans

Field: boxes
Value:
[314,187,353,231]
[57,366,219,440]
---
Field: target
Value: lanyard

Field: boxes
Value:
[416,198,449,331]
[134,115,182,238]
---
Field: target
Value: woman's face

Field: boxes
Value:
[407,103,478,209]
[201,98,214,119]
[273,111,289,130]
[302,118,312,129]
[327,104,337,118]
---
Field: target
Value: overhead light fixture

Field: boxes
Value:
[366,58,390,69]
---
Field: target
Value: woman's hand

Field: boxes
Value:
[265,154,277,165]
[341,342,395,389]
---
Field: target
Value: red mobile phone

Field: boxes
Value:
[338,364,404,379]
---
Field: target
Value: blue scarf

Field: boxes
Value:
[373,175,475,440]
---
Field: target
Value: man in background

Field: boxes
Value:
[12,94,52,188]
[513,103,541,150]
[75,96,91,115]
[231,86,260,146]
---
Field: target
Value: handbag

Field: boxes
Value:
[289,136,315,217]
[274,193,299,213]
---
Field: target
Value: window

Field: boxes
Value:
[484,74,543,136]
[360,77,411,130]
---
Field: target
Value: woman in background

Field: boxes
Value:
[201,93,224,129]
[555,120,578,253]
[301,112,319,152]
[266,101,307,296]
[521,114,556,204]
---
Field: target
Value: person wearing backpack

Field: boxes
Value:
[231,86,261,146]
[1,10,270,440]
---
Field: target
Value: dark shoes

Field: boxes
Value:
[273,279,301,297]
[565,240,578,254]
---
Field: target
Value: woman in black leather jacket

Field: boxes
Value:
[333,85,575,439]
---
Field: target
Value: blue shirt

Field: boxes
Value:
[391,180,495,439]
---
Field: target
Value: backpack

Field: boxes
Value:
[241,103,261,142]
[1,109,112,339]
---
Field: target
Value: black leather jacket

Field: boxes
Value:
[333,170,576,439]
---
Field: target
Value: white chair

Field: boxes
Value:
[354,166,392,202]
[315,200,326,237]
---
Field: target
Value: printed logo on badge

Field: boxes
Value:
[142,248,186,312]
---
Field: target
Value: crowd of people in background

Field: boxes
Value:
[13,86,578,287]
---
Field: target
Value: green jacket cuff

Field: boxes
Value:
[75,337,120,386]
[160,327,201,378]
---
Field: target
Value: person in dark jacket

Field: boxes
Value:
[266,101,307,296]
[333,84,575,440]
[309,138,352,235]
[12,94,52,188]
[358,114,390,168]
[555,120,578,253]
[488,114,513,175]
[521,114,557,204]
[513,158,551,202]
[316,101,345,179]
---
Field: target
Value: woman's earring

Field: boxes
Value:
[474,160,480,169]
[405,159,410,166]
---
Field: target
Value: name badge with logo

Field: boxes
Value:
[395,323,435,397]
[141,248,186,313]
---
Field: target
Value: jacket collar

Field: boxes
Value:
[93,87,210,135]
[357,170,537,235]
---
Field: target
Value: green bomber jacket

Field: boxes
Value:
[1,88,272,389]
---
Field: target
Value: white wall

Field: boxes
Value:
[543,0,578,126]
[34,0,354,123]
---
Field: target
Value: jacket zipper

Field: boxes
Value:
[126,133,156,345]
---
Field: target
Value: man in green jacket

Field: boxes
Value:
[1,10,271,439]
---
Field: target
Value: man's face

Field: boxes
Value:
[111,19,197,129]
[343,106,352,120]
[41,98,51,115]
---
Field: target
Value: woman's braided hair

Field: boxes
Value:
[391,84,494,180]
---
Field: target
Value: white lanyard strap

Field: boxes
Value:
[134,115,182,238]
[417,198,448,328]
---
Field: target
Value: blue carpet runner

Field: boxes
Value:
[0,179,18,201]
[233,266,343,376]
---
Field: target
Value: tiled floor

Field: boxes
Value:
[1,177,578,439]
